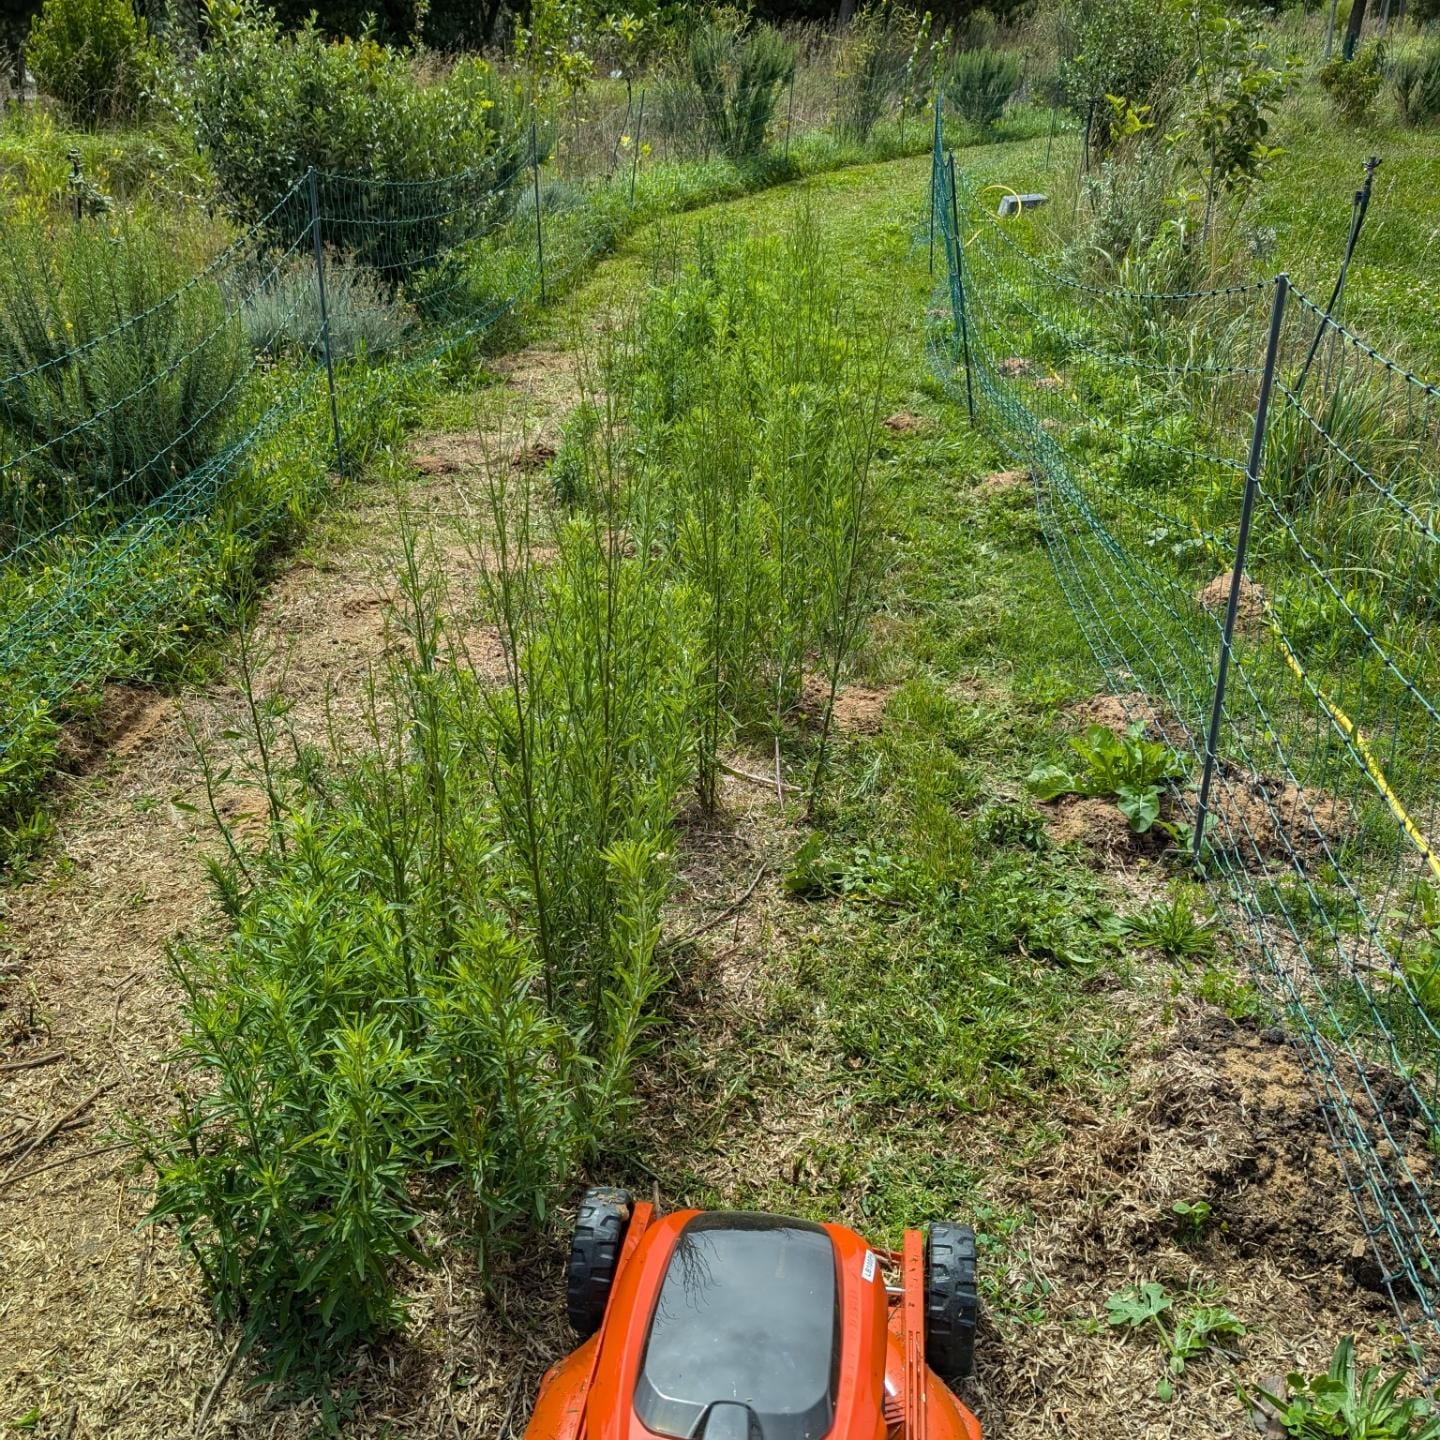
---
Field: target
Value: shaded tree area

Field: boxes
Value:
[0,0,1039,68]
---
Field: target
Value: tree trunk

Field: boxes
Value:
[1343,0,1369,60]
[838,0,856,23]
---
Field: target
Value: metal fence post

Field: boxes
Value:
[629,88,645,207]
[929,92,940,275]
[531,118,546,305]
[947,152,977,425]
[1193,273,1290,864]
[307,166,344,475]
[1296,155,1381,399]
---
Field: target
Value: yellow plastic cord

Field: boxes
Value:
[1267,621,1440,882]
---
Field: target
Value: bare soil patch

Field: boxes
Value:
[1068,690,1187,748]
[882,410,929,433]
[976,468,1030,498]
[797,676,895,735]
[984,1004,1429,1437]
[1198,568,1266,625]
[998,356,1031,379]
[1209,763,1349,866]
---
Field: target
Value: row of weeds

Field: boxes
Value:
[140,207,896,1383]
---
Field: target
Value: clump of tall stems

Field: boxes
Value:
[144,206,895,1382]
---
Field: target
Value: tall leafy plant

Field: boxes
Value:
[688,14,796,160]
[0,215,246,542]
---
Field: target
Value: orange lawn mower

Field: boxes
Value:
[524,1188,983,1440]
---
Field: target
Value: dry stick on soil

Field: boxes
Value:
[0,1114,91,1163]
[193,1332,247,1436]
[0,1081,114,1187]
[717,760,800,794]
[0,1139,131,1193]
[0,1049,66,1073]
[659,865,766,955]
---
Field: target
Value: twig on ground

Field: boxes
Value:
[0,1049,66,1073]
[110,971,140,1042]
[0,1082,114,1187]
[718,760,801,794]
[0,1140,131,1195]
[194,1332,246,1436]
[774,737,785,808]
[660,865,765,954]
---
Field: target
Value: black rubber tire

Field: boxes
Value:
[566,1186,634,1338]
[925,1222,979,1383]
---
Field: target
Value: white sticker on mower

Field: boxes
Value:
[862,1251,878,1283]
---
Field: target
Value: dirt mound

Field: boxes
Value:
[1068,690,1179,745]
[797,677,893,735]
[998,356,1031,378]
[1209,766,1348,865]
[1044,795,1134,852]
[56,684,175,775]
[1198,569,1266,625]
[990,1005,1431,1435]
[1033,375,1064,392]
[882,411,928,433]
[512,437,559,471]
[976,468,1030,497]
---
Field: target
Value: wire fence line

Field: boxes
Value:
[0,67,958,808]
[0,101,666,804]
[929,101,1440,1353]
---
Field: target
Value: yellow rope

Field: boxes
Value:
[1266,620,1440,882]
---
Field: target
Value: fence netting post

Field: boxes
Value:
[929,91,941,275]
[531,117,546,305]
[945,152,977,425]
[307,166,344,476]
[1193,272,1290,865]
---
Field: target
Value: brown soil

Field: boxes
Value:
[882,410,928,433]
[1198,568,1266,625]
[1069,690,1186,748]
[987,1005,1429,1435]
[53,684,175,776]
[1032,374,1064,392]
[998,356,1031,378]
[1044,794,1137,853]
[976,468,1030,497]
[1208,765,1350,867]
[797,675,894,735]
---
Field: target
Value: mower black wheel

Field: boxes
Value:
[566,1186,634,1339]
[925,1222,978,1383]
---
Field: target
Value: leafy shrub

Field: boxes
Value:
[146,499,694,1375]
[834,5,911,142]
[1057,0,1187,149]
[188,2,523,280]
[239,253,416,360]
[0,215,246,539]
[26,0,154,125]
[687,14,796,159]
[1319,41,1385,124]
[943,46,1023,129]
[1388,36,1440,125]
